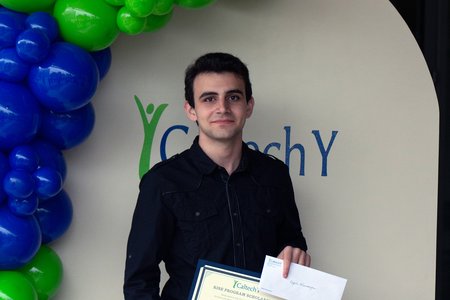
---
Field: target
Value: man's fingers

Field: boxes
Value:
[278,246,292,278]
[305,253,311,267]
[277,246,311,278]
[292,248,302,264]
[298,250,310,266]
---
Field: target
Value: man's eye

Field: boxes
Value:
[203,97,215,102]
[228,95,241,101]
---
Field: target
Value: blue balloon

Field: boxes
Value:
[39,103,95,150]
[0,47,29,82]
[33,167,62,200]
[28,42,100,112]
[0,206,41,269]
[0,9,26,49]
[0,81,41,150]
[36,189,73,244]
[8,145,39,172]
[3,169,35,199]
[0,153,9,203]
[8,194,39,216]
[90,47,112,81]
[16,28,51,64]
[30,140,67,182]
[25,11,59,42]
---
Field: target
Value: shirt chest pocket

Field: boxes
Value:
[243,186,283,251]
[243,185,282,220]
[169,196,218,260]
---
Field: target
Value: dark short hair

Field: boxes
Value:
[184,52,253,107]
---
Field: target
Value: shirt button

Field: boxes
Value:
[195,211,201,217]
[233,212,238,217]
[236,243,241,247]
[266,209,271,214]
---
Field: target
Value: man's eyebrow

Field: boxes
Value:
[199,89,244,99]
[199,91,218,98]
[226,89,244,95]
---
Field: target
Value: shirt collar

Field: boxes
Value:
[189,136,250,175]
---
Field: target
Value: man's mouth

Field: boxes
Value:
[211,119,234,124]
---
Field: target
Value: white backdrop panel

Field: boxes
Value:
[54,1,438,299]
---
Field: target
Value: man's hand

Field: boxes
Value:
[277,246,311,278]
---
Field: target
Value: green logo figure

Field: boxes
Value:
[134,95,168,178]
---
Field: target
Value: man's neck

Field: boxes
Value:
[198,136,243,175]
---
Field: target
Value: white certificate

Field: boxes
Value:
[259,256,347,300]
[189,259,283,300]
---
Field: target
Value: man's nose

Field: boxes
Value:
[217,98,230,112]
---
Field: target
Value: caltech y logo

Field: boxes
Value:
[134,95,168,178]
[135,96,339,179]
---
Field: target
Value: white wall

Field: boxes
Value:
[53,0,438,299]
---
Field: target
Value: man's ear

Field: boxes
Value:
[246,97,255,118]
[184,101,197,121]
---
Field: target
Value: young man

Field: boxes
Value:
[124,53,310,300]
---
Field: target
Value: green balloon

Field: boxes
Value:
[143,10,173,32]
[153,0,173,16]
[0,0,55,13]
[103,0,125,6]
[19,245,63,300]
[117,6,146,35]
[0,271,38,300]
[53,0,120,51]
[125,0,157,18]
[174,0,214,9]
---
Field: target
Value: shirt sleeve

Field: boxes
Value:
[277,164,308,253]
[123,172,174,300]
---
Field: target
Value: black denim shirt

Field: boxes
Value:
[124,138,307,300]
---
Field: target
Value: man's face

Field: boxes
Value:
[184,72,254,145]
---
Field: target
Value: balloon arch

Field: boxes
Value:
[0,0,214,298]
